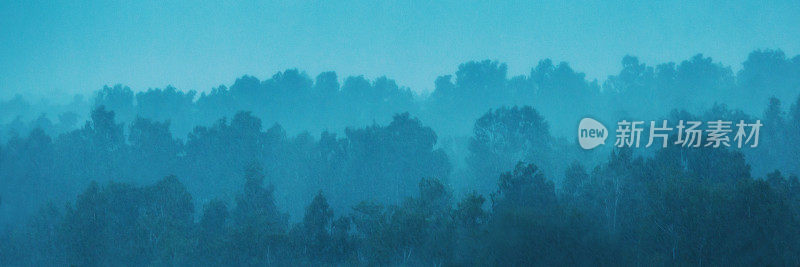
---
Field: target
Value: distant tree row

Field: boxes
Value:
[1,49,799,265]
[2,97,799,224]
[2,49,798,139]
[0,106,450,224]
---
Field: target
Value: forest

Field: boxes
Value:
[1,49,800,265]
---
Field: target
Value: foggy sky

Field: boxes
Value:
[1,0,798,100]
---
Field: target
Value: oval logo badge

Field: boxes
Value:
[578,118,608,150]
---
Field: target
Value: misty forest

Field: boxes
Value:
[2,50,800,266]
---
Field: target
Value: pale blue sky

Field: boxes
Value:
[1,0,798,101]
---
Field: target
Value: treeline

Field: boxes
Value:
[0,107,452,223]
[3,50,798,180]
[2,50,799,139]
[1,49,800,265]
[2,148,800,265]
[1,93,800,222]
[0,101,799,265]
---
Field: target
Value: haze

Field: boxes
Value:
[2,0,799,100]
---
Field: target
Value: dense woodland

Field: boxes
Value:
[1,50,800,265]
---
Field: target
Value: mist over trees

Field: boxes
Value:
[1,49,800,265]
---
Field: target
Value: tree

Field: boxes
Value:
[341,113,450,207]
[230,163,288,265]
[468,106,552,196]
[737,49,800,111]
[562,161,588,200]
[61,176,194,266]
[297,191,334,261]
[195,200,230,266]
[93,85,135,123]
[128,117,181,182]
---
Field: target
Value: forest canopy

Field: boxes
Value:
[1,50,800,265]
